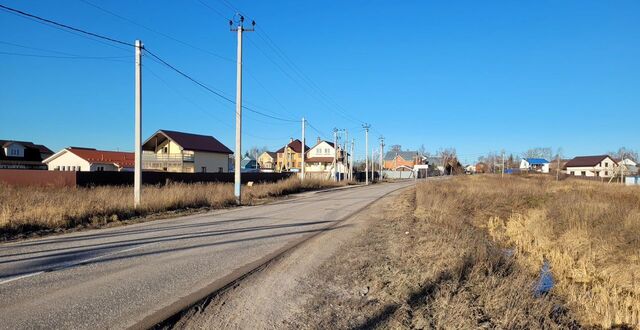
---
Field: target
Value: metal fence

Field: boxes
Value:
[0,169,293,187]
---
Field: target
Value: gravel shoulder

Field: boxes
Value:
[167,185,410,329]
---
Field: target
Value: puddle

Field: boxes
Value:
[535,260,554,297]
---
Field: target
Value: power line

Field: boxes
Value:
[144,47,299,123]
[0,3,134,47]
[78,0,234,62]
[0,50,129,61]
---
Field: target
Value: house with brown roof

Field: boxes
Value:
[275,138,309,172]
[44,147,134,172]
[0,139,53,170]
[564,155,618,178]
[303,138,346,179]
[142,129,232,173]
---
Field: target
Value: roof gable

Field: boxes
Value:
[276,139,309,153]
[565,155,614,168]
[143,130,233,154]
[66,148,135,168]
[384,151,419,161]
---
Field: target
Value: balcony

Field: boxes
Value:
[142,153,194,162]
[142,153,194,172]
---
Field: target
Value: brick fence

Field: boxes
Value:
[0,170,294,187]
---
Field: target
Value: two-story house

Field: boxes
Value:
[142,130,233,173]
[304,138,346,179]
[275,138,309,172]
[564,155,618,178]
[257,151,277,171]
[0,140,53,170]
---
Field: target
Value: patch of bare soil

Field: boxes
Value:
[170,186,579,329]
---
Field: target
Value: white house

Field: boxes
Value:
[564,155,618,178]
[44,147,134,172]
[141,130,232,173]
[303,138,347,179]
[519,158,550,173]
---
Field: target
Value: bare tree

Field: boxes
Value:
[390,144,402,152]
[522,147,553,161]
[608,147,638,162]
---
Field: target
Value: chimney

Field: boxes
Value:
[289,137,294,144]
[317,137,321,145]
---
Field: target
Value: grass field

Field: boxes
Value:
[0,177,344,241]
[425,175,640,328]
[289,175,638,329]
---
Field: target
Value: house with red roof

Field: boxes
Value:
[43,147,134,172]
[141,129,232,173]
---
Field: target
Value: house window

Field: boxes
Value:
[54,166,60,171]
[201,166,207,173]
[581,171,586,176]
[97,166,105,171]
[163,146,168,154]
[604,162,608,167]
[571,171,575,175]
[605,171,608,176]
[218,167,223,173]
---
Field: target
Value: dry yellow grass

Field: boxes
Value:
[289,182,577,329]
[421,175,640,328]
[0,177,344,240]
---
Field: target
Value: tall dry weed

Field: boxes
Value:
[421,175,640,328]
[0,177,344,239]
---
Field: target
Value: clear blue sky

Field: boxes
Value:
[1,0,638,164]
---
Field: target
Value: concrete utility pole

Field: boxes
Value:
[301,117,305,181]
[363,124,370,185]
[333,128,339,182]
[230,16,255,205]
[344,129,348,181]
[371,148,375,182]
[501,150,505,178]
[134,40,143,208]
[379,136,385,179]
[350,138,354,181]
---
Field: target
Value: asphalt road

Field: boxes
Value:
[0,181,412,329]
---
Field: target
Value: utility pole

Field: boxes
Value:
[333,128,339,182]
[363,124,370,185]
[230,16,255,205]
[372,148,375,181]
[301,117,305,181]
[379,136,385,179]
[344,129,349,181]
[350,138,354,181]
[501,150,505,178]
[134,40,143,208]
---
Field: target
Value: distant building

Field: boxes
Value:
[383,151,422,171]
[142,130,232,173]
[0,140,53,170]
[564,155,618,178]
[44,147,134,172]
[257,151,277,171]
[275,138,309,172]
[519,158,550,173]
[475,162,488,174]
[614,158,638,177]
[304,138,346,179]
[240,155,258,172]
